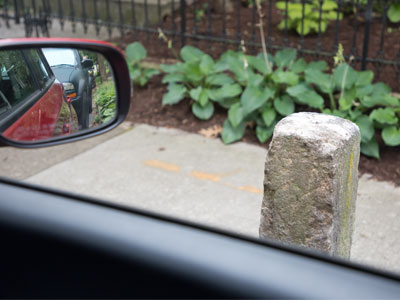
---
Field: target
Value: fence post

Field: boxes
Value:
[361,0,374,70]
[259,113,360,258]
[14,0,20,24]
[180,0,186,47]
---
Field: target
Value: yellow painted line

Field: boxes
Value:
[190,171,221,182]
[143,160,261,195]
[143,160,180,172]
[236,186,263,194]
[190,168,242,182]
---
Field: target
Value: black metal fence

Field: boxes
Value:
[0,0,399,86]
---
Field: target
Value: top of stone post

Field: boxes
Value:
[273,112,360,155]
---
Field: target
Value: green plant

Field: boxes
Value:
[222,40,400,158]
[276,0,343,35]
[158,0,400,159]
[388,2,400,23]
[94,81,117,124]
[161,45,242,120]
[126,42,160,87]
[195,3,208,21]
[341,0,399,25]
[157,0,399,158]
[160,43,400,158]
[319,45,400,158]
[218,48,316,144]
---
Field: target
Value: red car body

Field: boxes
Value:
[3,81,65,141]
[0,48,77,142]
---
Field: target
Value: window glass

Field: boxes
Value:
[28,49,51,89]
[42,48,77,67]
[0,50,36,117]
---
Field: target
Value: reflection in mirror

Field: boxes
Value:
[0,47,117,143]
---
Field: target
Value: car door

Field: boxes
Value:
[0,49,68,141]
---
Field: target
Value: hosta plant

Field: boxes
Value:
[220,46,400,158]
[161,46,242,120]
[126,42,160,87]
[159,44,400,159]
[217,47,334,145]
[276,0,343,35]
[321,66,400,159]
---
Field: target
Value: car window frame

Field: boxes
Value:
[30,49,54,90]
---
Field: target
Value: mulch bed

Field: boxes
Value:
[126,74,400,186]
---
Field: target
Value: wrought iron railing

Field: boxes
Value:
[0,0,399,86]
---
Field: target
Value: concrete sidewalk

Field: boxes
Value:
[1,123,399,274]
[0,19,111,40]
[27,124,267,237]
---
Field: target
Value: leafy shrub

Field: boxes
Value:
[160,45,400,158]
[126,42,160,87]
[94,81,117,124]
[161,46,242,120]
[224,47,400,158]
[321,68,400,159]
[276,0,342,35]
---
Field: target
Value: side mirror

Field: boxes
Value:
[82,58,94,69]
[0,38,131,148]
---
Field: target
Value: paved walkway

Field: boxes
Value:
[0,19,111,40]
[1,123,399,274]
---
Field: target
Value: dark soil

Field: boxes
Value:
[127,74,400,186]
[113,0,400,91]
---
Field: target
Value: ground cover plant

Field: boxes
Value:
[126,42,160,87]
[94,81,117,124]
[276,0,342,35]
[158,43,400,159]
[160,45,242,120]
[276,0,399,36]
[122,0,400,159]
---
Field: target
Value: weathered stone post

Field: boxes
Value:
[259,112,360,258]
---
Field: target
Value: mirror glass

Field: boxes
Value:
[0,47,117,143]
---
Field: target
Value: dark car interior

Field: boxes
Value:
[1,177,400,298]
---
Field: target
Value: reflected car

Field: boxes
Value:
[42,48,94,129]
[0,48,78,142]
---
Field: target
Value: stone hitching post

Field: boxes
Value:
[259,112,360,258]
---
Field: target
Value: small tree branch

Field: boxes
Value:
[256,0,272,72]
